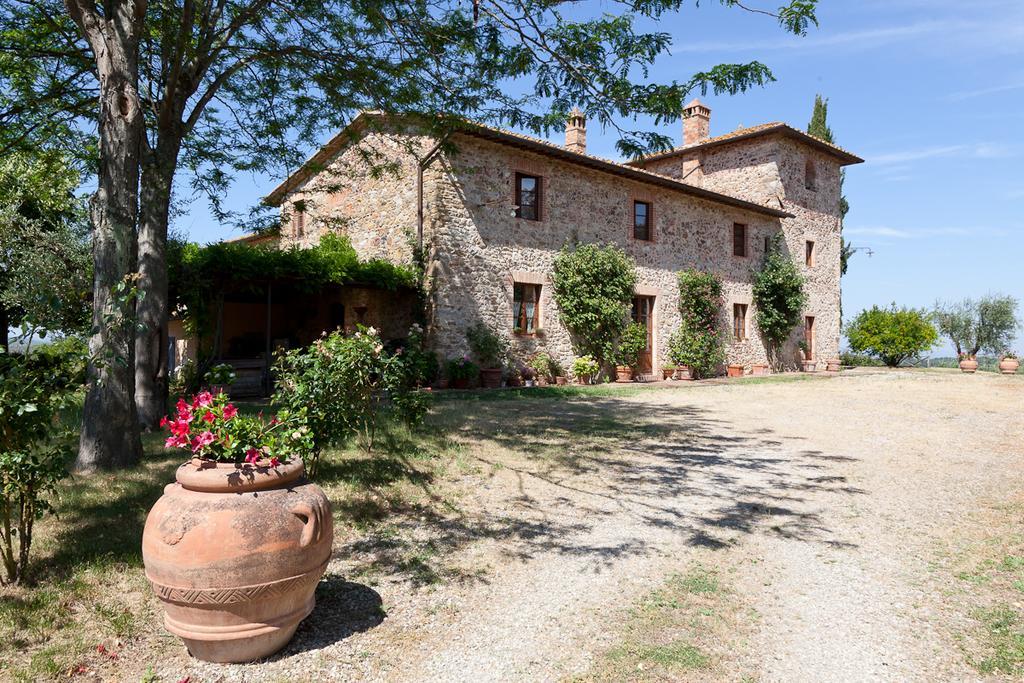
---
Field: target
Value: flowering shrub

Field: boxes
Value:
[528,352,556,382]
[446,356,478,381]
[162,391,310,466]
[273,325,432,476]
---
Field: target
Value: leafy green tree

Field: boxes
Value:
[0,151,91,351]
[934,295,1019,358]
[552,243,637,373]
[2,0,821,467]
[807,94,852,275]
[845,304,938,367]
[752,234,807,368]
[616,322,648,370]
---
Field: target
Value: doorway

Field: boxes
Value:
[632,295,655,376]
[805,316,815,360]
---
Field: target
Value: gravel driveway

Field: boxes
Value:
[153,369,1024,682]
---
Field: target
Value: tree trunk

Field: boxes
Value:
[0,305,8,353]
[68,0,146,471]
[135,136,181,429]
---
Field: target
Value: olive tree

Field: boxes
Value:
[934,295,1019,358]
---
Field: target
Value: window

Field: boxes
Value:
[732,223,747,257]
[733,303,748,341]
[515,173,541,221]
[805,158,817,191]
[513,283,541,333]
[633,201,652,241]
[805,240,815,267]
[805,316,815,360]
[291,202,305,237]
[764,235,771,253]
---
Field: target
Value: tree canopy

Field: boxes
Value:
[934,295,1019,358]
[845,304,937,367]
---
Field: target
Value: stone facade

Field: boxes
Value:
[264,111,861,377]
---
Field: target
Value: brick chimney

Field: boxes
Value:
[565,107,586,153]
[683,99,711,145]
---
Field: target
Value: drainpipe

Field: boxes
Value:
[417,136,448,251]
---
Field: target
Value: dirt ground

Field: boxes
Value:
[49,370,1024,681]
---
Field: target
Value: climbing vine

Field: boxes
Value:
[752,234,806,367]
[668,269,725,378]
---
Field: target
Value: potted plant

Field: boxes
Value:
[798,341,816,372]
[751,363,769,376]
[467,322,509,389]
[674,365,694,380]
[572,355,599,385]
[998,352,1019,374]
[143,392,331,663]
[662,364,677,380]
[529,352,555,386]
[826,357,842,372]
[447,356,478,389]
[958,353,978,374]
[616,322,647,382]
[505,363,523,387]
[727,364,744,378]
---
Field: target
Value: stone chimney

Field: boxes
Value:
[683,99,711,145]
[565,107,586,153]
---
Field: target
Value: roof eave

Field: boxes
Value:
[634,125,864,167]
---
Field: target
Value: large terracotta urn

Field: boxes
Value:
[615,366,633,383]
[727,364,744,378]
[479,367,503,388]
[999,357,1020,374]
[143,459,332,663]
[959,357,979,373]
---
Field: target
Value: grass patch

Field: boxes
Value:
[971,606,1024,675]
[580,565,750,682]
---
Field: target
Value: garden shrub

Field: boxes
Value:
[845,304,938,367]
[617,322,648,369]
[445,356,478,382]
[272,325,432,477]
[668,269,725,378]
[752,234,807,367]
[552,243,637,373]
[528,351,556,382]
[571,355,600,383]
[466,322,509,369]
[934,295,1019,359]
[0,344,84,584]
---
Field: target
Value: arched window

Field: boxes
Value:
[804,158,817,191]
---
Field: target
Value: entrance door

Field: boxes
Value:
[632,296,655,376]
[805,316,815,360]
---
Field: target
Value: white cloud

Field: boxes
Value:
[945,82,1024,101]
[869,143,1016,165]
[671,22,948,54]
[844,226,975,239]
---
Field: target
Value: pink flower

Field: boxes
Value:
[170,419,191,437]
[175,399,192,421]
[223,404,238,420]
[270,416,279,426]
[269,457,281,467]
[202,411,216,423]
[190,430,215,453]
[245,448,260,464]
[159,415,170,428]
[193,391,214,408]
[164,435,188,449]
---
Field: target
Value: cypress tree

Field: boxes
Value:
[808,94,852,275]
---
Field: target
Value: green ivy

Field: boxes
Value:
[752,234,807,366]
[168,233,418,339]
[551,242,637,373]
[668,269,725,378]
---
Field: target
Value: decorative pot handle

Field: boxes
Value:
[291,501,322,547]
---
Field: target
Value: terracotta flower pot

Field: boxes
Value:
[674,365,694,381]
[959,358,979,373]
[751,364,769,376]
[555,376,567,386]
[143,459,332,663]
[615,366,633,383]
[437,378,449,390]
[999,358,1019,374]
[727,364,744,378]
[576,375,590,385]
[826,358,841,373]
[801,360,818,373]
[451,377,470,389]
[662,368,676,380]
[479,367,503,389]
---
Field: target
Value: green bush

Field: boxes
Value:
[753,234,806,366]
[669,270,725,378]
[845,304,938,367]
[0,345,83,584]
[272,325,431,476]
[527,352,556,382]
[466,322,509,369]
[552,243,637,373]
[616,322,648,369]
[445,356,478,381]
[571,355,600,383]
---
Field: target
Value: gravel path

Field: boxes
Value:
[152,370,1024,682]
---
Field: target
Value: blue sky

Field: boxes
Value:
[176,0,1024,353]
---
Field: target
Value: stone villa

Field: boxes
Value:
[178,101,862,388]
